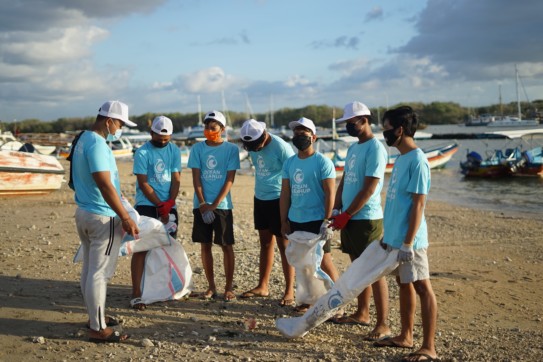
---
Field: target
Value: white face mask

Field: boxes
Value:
[106,120,122,141]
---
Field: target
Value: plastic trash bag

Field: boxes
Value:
[286,231,333,306]
[276,240,399,338]
[119,216,175,256]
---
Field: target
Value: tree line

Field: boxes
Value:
[2,100,541,134]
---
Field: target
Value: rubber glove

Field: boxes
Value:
[157,199,175,217]
[328,212,352,230]
[202,210,216,224]
[319,220,334,242]
[398,243,414,262]
[331,209,341,217]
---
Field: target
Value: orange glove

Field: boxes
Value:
[328,212,352,230]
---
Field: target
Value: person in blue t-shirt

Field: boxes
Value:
[130,115,181,311]
[328,101,391,340]
[238,119,296,306]
[280,117,340,313]
[187,111,241,302]
[72,100,139,343]
[373,106,439,362]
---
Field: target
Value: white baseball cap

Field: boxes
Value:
[203,110,226,127]
[151,115,173,135]
[240,119,266,141]
[335,101,371,124]
[98,100,136,127]
[288,117,316,135]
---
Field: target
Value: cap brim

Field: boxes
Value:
[122,119,137,127]
[335,116,349,124]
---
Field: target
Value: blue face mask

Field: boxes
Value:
[106,122,122,141]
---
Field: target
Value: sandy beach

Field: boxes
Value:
[0,159,542,361]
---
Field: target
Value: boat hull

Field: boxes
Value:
[0,150,65,195]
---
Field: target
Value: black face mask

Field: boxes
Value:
[383,128,400,147]
[292,135,312,151]
[346,123,360,137]
[151,140,168,148]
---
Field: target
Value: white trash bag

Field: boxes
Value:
[286,231,333,306]
[276,240,399,338]
[119,215,175,256]
[140,242,193,305]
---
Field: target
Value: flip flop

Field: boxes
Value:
[373,337,413,349]
[401,352,441,362]
[240,291,269,299]
[130,297,146,310]
[202,291,218,300]
[224,291,237,302]
[364,332,392,342]
[85,316,120,329]
[278,298,295,307]
[293,304,310,313]
[89,330,130,344]
[331,315,370,326]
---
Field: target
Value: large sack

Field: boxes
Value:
[276,240,399,338]
[140,242,193,304]
[119,216,176,256]
[285,231,333,306]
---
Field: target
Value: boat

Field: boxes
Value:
[58,136,134,159]
[320,139,458,173]
[460,130,543,177]
[0,150,65,195]
[465,114,495,127]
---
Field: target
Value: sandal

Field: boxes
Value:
[89,330,130,344]
[224,290,237,302]
[85,316,120,329]
[278,298,295,307]
[293,304,310,313]
[130,297,146,310]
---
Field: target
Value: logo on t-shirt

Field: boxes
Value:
[293,168,304,184]
[345,154,358,184]
[257,155,265,169]
[154,159,166,173]
[206,155,218,169]
[347,154,356,170]
[256,155,271,178]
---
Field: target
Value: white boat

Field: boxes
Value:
[0,150,65,195]
[59,135,134,159]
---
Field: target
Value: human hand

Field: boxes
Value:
[121,218,140,237]
[331,209,341,217]
[157,199,175,217]
[319,220,334,242]
[398,243,414,262]
[328,212,351,230]
[201,210,216,224]
[281,221,291,240]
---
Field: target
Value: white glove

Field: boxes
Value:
[202,210,216,224]
[331,209,341,217]
[398,243,414,262]
[319,220,334,242]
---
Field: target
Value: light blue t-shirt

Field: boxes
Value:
[187,141,241,210]
[133,141,182,207]
[383,148,431,249]
[250,134,295,200]
[282,152,336,223]
[72,131,120,217]
[342,138,387,220]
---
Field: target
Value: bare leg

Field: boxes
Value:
[130,251,147,298]
[401,279,438,361]
[320,252,339,282]
[365,277,392,340]
[201,243,216,297]
[242,229,274,297]
[336,254,371,324]
[221,244,236,300]
[276,235,295,303]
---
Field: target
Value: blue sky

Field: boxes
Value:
[1,0,543,122]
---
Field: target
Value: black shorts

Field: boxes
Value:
[192,209,235,246]
[254,197,282,237]
[289,219,331,253]
[135,205,178,238]
[340,219,383,258]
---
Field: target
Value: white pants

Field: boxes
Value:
[75,208,122,331]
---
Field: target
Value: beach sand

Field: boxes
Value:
[0,159,542,361]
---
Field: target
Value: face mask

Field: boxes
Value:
[204,129,222,142]
[346,122,360,137]
[151,140,168,148]
[292,135,312,151]
[106,122,122,141]
[383,128,400,147]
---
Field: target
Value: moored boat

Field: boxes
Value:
[0,150,65,195]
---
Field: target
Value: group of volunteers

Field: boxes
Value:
[71,99,439,362]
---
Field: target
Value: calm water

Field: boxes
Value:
[392,124,543,216]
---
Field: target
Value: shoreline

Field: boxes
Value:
[0,160,541,361]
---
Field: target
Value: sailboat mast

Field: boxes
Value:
[515,64,521,120]
[197,95,202,125]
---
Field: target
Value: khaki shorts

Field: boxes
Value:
[391,247,430,284]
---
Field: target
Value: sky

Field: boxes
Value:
[1,0,543,122]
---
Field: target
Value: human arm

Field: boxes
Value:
[333,174,345,211]
[279,178,291,238]
[199,170,236,213]
[92,171,139,236]
[398,193,426,262]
